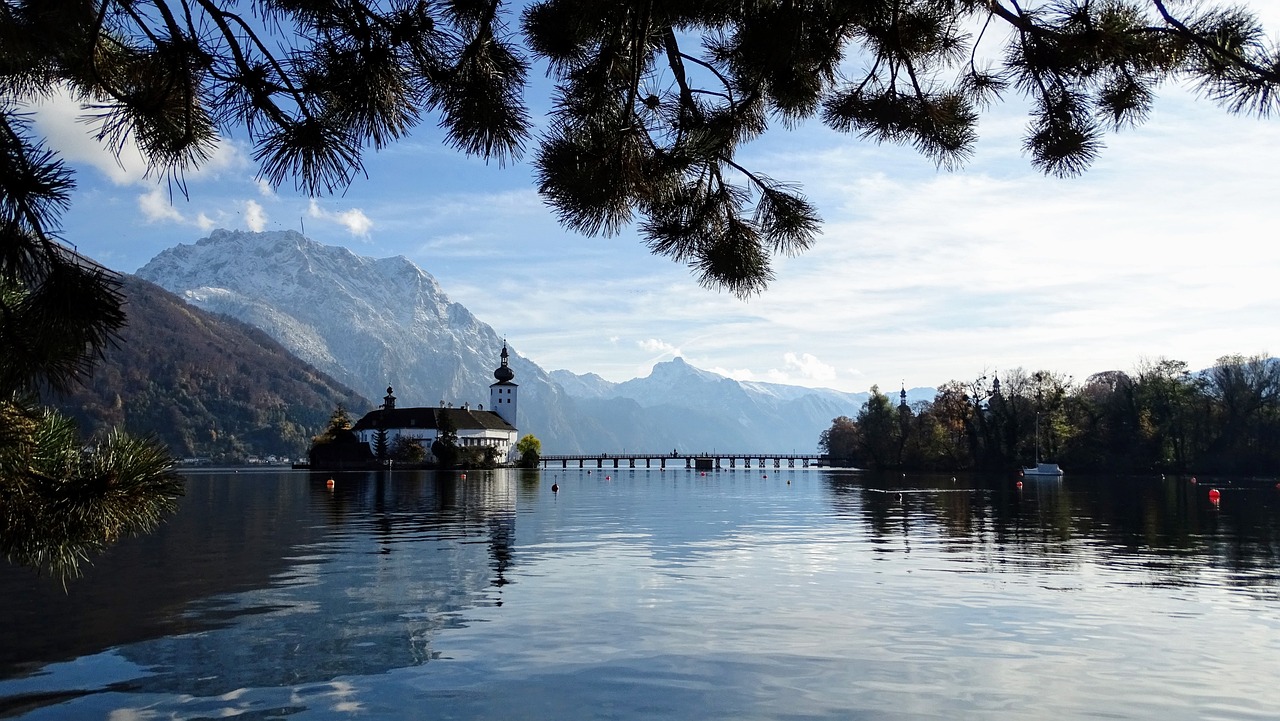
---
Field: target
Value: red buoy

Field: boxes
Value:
[1016,481,1023,489]
[1209,488,1221,502]
[325,478,335,489]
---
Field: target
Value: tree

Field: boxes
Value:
[516,434,541,468]
[430,410,459,468]
[927,381,979,469]
[856,386,901,469]
[1203,353,1280,472]
[1134,358,1200,470]
[818,416,858,467]
[312,405,353,445]
[5,0,1280,305]
[460,445,500,469]
[390,435,425,464]
[1,273,183,582]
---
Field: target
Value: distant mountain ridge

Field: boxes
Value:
[138,230,928,453]
[550,359,936,452]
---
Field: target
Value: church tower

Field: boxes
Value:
[489,342,518,428]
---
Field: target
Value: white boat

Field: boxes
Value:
[1023,462,1064,477]
[1023,413,1064,477]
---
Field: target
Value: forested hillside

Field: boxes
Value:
[47,276,369,462]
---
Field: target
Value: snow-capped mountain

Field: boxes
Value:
[137,229,585,449]
[551,359,935,452]
[138,229,918,454]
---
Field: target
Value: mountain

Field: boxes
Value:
[550,359,936,452]
[47,275,368,461]
[136,229,932,454]
[137,229,587,450]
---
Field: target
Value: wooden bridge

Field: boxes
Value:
[538,452,828,470]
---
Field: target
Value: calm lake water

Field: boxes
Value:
[2,468,1278,720]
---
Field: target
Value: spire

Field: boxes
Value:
[493,341,515,383]
[900,382,908,409]
[382,386,396,410]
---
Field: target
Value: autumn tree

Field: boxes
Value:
[819,415,858,467]
[312,405,353,445]
[516,434,542,468]
[928,380,980,468]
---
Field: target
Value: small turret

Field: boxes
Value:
[494,343,515,383]
[382,386,396,411]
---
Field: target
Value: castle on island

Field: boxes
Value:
[311,344,519,469]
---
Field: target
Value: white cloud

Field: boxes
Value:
[138,187,185,223]
[195,212,216,230]
[245,200,267,232]
[781,352,837,383]
[308,199,373,237]
[24,85,248,187]
[710,367,758,382]
[256,178,276,197]
[639,339,682,358]
[27,89,148,185]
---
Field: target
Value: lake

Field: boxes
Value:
[1,468,1278,720]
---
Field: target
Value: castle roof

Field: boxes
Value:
[352,406,515,433]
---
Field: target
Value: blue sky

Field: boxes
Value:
[26,6,1280,394]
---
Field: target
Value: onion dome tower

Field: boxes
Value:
[489,342,518,428]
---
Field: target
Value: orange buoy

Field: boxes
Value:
[1209,488,1221,502]
[325,478,335,489]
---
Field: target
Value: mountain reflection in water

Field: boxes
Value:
[0,468,1277,721]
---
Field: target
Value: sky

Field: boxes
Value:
[25,4,1280,395]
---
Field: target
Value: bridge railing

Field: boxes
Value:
[536,452,829,469]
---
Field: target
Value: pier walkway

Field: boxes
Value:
[538,452,827,470]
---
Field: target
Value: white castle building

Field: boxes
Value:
[351,344,519,463]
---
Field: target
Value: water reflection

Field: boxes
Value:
[0,469,524,709]
[1,468,1278,721]
[824,470,1280,592]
